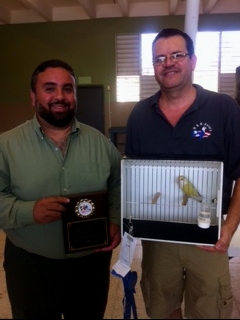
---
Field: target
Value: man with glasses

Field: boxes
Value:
[125,28,240,319]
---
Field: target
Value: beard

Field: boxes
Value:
[35,100,76,128]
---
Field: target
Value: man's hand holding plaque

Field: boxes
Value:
[94,222,121,252]
[62,190,110,255]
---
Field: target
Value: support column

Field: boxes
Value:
[184,0,200,49]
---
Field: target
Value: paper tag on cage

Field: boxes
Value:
[111,232,137,278]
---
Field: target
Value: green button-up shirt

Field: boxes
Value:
[0,115,121,259]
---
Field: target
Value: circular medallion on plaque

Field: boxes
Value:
[75,199,95,218]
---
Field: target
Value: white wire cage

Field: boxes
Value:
[121,158,224,246]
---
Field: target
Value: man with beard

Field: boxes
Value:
[0,59,122,319]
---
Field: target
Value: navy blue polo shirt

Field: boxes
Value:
[125,84,240,215]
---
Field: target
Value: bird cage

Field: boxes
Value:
[121,158,224,246]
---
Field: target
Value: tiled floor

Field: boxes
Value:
[104,240,149,319]
[1,230,240,319]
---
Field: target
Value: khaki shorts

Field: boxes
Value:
[140,241,233,319]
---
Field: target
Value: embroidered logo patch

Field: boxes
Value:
[192,122,212,140]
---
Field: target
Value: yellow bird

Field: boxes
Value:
[178,175,203,203]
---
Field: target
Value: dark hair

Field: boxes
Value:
[30,59,76,93]
[152,28,194,56]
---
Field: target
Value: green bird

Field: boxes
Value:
[178,175,203,203]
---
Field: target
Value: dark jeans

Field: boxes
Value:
[3,237,112,319]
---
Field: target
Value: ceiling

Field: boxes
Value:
[0,0,240,25]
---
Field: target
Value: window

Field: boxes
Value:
[193,32,219,92]
[115,33,158,102]
[115,34,140,102]
[116,31,240,102]
[141,33,155,75]
[194,31,240,97]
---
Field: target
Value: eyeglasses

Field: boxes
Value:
[153,52,189,65]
